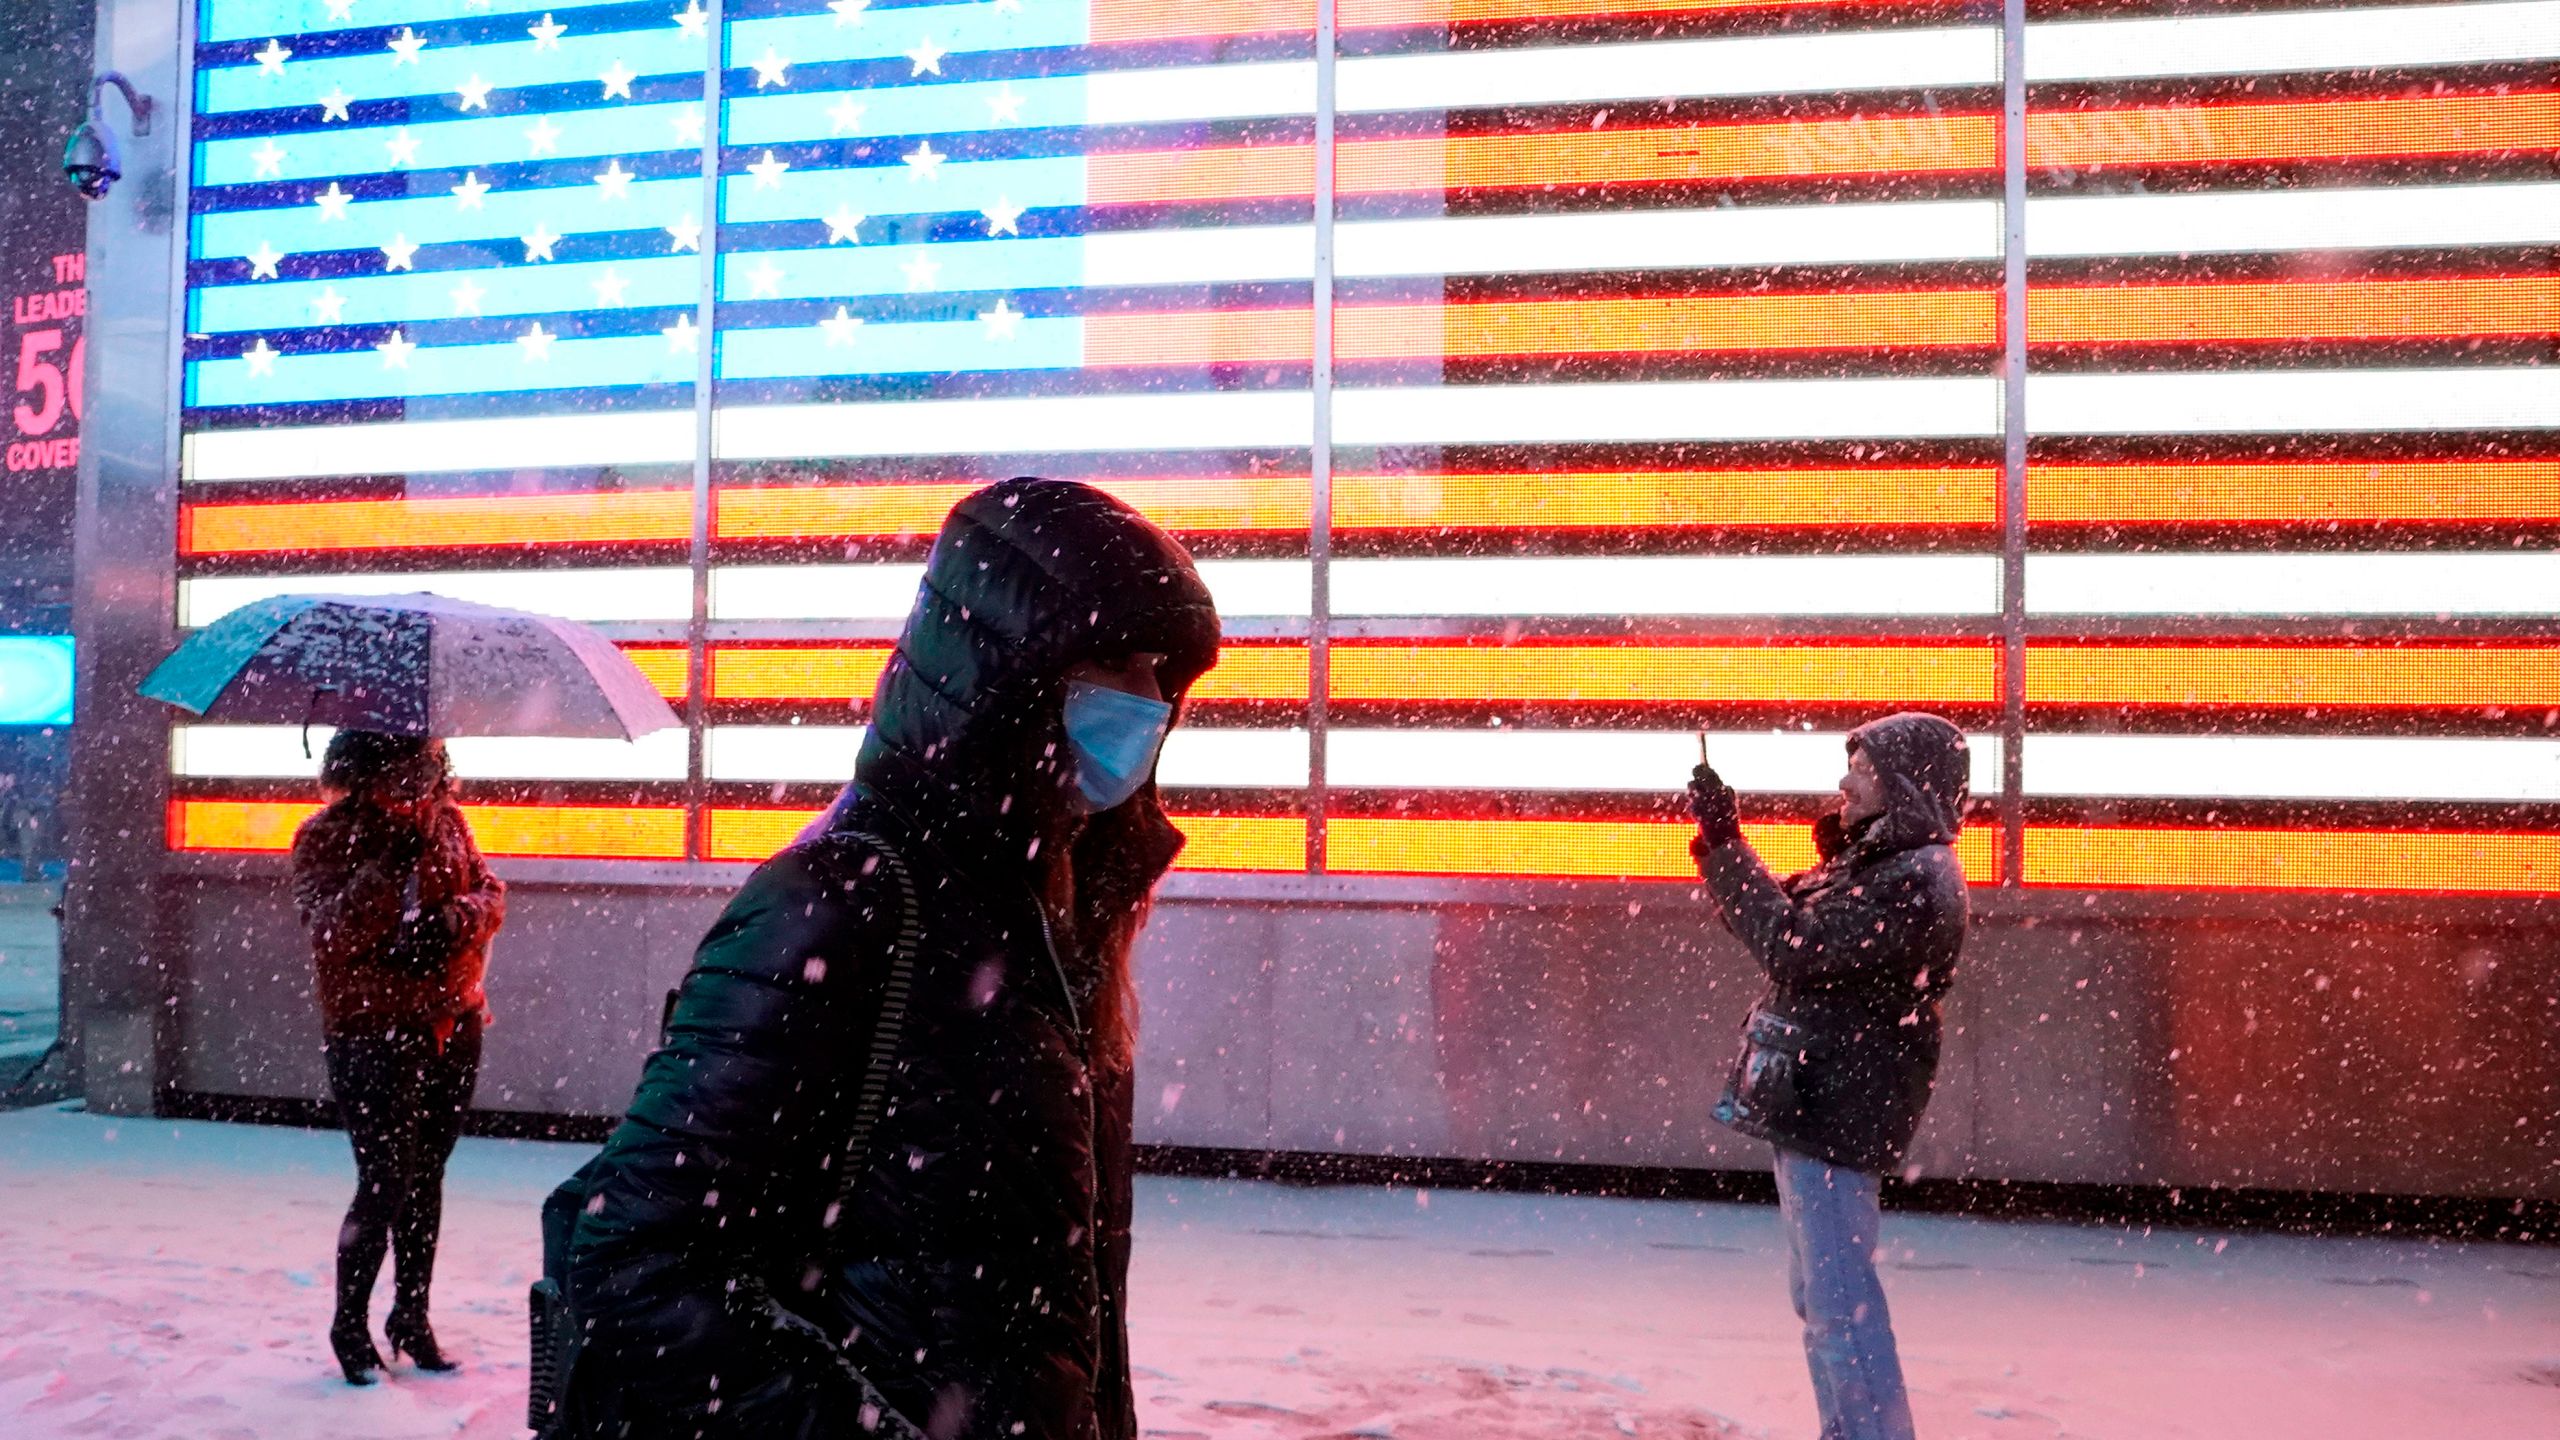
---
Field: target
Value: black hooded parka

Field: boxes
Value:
[1700,712,1974,1175]
[556,478,1220,1440]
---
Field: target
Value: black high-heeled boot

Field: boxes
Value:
[385,1307,458,1372]
[330,1313,384,1386]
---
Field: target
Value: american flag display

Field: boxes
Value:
[172,0,2560,895]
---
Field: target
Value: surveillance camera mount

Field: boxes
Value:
[90,71,153,136]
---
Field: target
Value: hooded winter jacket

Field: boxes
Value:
[1699,712,1972,1174]
[557,478,1220,1440]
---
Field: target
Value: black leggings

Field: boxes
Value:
[325,1018,482,1324]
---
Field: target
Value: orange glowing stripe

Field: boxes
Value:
[709,807,1307,869]
[712,646,892,702]
[1086,292,1997,365]
[1334,468,2002,529]
[2030,460,2560,525]
[1354,291,1997,357]
[619,645,690,701]
[1096,277,2557,367]
[2032,276,2560,347]
[179,489,693,557]
[2027,645,2560,710]
[1194,646,1313,702]
[171,799,688,859]
[1090,93,2560,206]
[716,478,1314,539]
[1091,115,1992,204]
[1330,643,2000,705]
[1329,817,2000,881]
[2023,826,2559,894]
[1085,0,1952,42]
[2028,91,2560,171]
[708,644,1310,703]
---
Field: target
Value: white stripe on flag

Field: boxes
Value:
[1339,26,1997,112]
[1329,728,2004,794]
[715,391,1314,460]
[1335,377,2003,446]
[2024,734,2560,803]
[173,725,690,780]
[2030,183,2560,258]
[2027,369,2560,437]
[179,568,695,627]
[711,561,1311,619]
[2029,0,2560,82]
[2025,553,2560,616]
[182,410,696,484]
[1330,555,2003,617]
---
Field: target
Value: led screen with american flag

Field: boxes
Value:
[173,0,2560,895]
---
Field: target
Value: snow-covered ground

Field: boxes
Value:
[0,1104,2553,1440]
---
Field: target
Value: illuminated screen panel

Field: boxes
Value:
[2019,0,2560,891]
[178,0,713,853]
[167,1,2560,895]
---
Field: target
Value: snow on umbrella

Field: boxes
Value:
[137,592,681,741]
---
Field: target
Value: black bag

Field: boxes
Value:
[527,830,920,1438]
[1714,1006,1817,1137]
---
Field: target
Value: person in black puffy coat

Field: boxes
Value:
[1686,712,1973,1440]
[553,477,1220,1440]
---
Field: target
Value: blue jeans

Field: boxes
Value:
[1774,1147,1916,1440]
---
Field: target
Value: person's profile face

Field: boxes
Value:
[1839,747,1887,825]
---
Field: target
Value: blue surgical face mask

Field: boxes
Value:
[1063,680,1173,813]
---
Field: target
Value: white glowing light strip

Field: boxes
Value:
[1339,26,1995,111]
[2027,369,2560,437]
[1340,201,2002,278]
[2025,553,2560,616]
[711,561,1311,620]
[1085,201,2004,286]
[181,411,695,484]
[704,724,1310,787]
[2025,735,2560,803]
[1330,555,2002,616]
[712,564,925,622]
[1330,728,2003,795]
[1336,378,2003,446]
[1085,225,1315,286]
[2030,184,2560,258]
[2028,0,2560,82]
[172,726,688,781]
[1154,727,1312,789]
[714,391,1313,461]
[180,568,694,627]
[1086,60,1314,123]
[706,724,868,782]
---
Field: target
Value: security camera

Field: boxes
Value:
[63,119,118,201]
[64,72,152,204]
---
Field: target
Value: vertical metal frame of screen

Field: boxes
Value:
[1307,0,1339,874]
[684,3,727,861]
[1998,0,2030,886]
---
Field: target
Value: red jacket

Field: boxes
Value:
[291,795,505,1036]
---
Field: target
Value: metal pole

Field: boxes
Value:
[683,5,725,862]
[1307,0,1337,876]
[2000,0,2029,887]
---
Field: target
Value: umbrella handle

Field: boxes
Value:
[301,685,339,760]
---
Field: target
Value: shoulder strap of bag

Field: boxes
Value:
[823,829,920,1232]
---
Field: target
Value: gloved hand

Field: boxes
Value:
[1686,763,1742,849]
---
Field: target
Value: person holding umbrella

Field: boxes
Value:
[292,730,504,1384]
[543,477,1219,1439]
[1686,714,1974,1440]
[138,589,681,1386]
